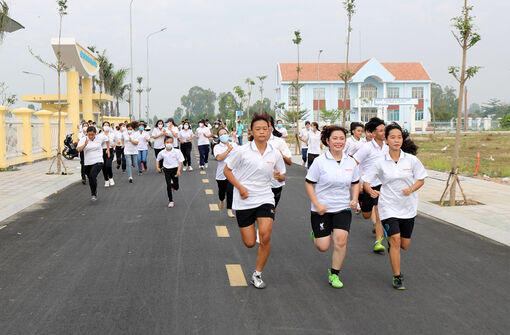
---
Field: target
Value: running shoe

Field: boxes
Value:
[204,163,208,169]
[328,269,343,288]
[129,177,133,183]
[392,275,405,290]
[116,165,120,170]
[138,172,142,176]
[91,195,97,201]
[82,179,86,185]
[250,272,267,289]
[109,179,115,186]
[188,166,193,171]
[227,209,235,218]
[200,165,204,170]
[373,237,386,253]
[104,181,109,188]
[183,166,187,172]
[168,202,174,208]
[219,200,225,210]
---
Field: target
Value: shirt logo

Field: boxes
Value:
[319,223,325,231]
[402,168,412,172]
[345,169,353,172]
[266,161,274,165]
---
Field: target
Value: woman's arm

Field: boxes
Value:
[305,182,327,215]
[216,145,233,162]
[402,179,425,196]
[224,166,248,199]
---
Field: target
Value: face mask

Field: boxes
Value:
[184,124,189,130]
[127,129,133,134]
[277,124,283,129]
[139,126,144,131]
[219,134,229,143]
[215,125,219,128]
[158,124,163,129]
[199,123,204,127]
[103,126,110,132]
[165,143,173,149]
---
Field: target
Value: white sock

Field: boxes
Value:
[254,270,262,277]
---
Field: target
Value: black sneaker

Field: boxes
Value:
[392,274,405,290]
[81,179,86,185]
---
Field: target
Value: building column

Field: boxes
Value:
[410,106,416,133]
[0,106,8,168]
[34,110,54,158]
[357,83,361,122]
[52,112,68,146]
[67,71,80,141]
[377,107,383,119]
[12,107,35,163]
[82,77,93,123]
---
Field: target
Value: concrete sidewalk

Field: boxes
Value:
[0,158,82,224]
[291,154,510,247]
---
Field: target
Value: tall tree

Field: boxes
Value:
[256,75,267,114]
[440,0,481,206]
[173,106,184,122]
[233,85,246,120]
[292,30,303,153]
[339,0,356,127]
[136,76,143,120]
[110,68,128,116]
[180,86,216,120]
[218,92,240,122]
[245,78,255,122]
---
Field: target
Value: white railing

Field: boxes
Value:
[5,117,22,160]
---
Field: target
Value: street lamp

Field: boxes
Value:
[317,49,323,81]
[22,71,45,94]
[146,27,167,122]
[129,0,134,120]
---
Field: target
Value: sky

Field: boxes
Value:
[1,0,509,120]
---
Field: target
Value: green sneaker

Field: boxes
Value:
[392,275,405,290]
[373,237,386,253]
[328,269,343,288]
[310,231,315,243]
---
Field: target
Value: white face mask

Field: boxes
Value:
[158,124,163,129]
[184,124,189,130]
[103,126,110,132]
[127,129,133,134]
[165,143,173,149]
[214,124,219,128]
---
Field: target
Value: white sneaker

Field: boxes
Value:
[188,166,193,171]
[219,200,225,210]
[183,166,187,172]
[109,178,115,186]
[200,165,204,170]
[104,181,109,188]
[204,163,208,169]
[250,272,267,289]
[227,209,235,218]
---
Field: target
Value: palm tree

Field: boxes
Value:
[0,1,9,44]
[257,75,267,114]
[110,68,128,116]
[86,45,97,93]
[136,76,143,120]
[292,30,303,152]
[245,78,255,122]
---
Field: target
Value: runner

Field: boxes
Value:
[78,121,89,185]
[214,127,237,218]
[156,136,184,208]
[307,122,321,168]
[353,117,388,253]
[236,120,244,145]
[178,120,194,171]
[276,119,288,138]
[298,121,311,166]
[305,125,359,288]
[210,121,221,156]
[76,126,109,201]
[363,123,427,290]
[224,113,286,289]
[152,119,166,168]
[136,124,150,174]
[196,119,213,169]
[343,122,364,156]
[123,122,139,183]
[114,123,126,173]
[166,118,180,149]
[100,121,115,187]
[268,116,292,210]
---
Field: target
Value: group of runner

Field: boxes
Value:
[77,112,426,291]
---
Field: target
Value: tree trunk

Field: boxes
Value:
[138,92,142,120]
[342,14,352,128]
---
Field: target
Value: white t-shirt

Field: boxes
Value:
[307,130,321,155]
[152,127,166,149]
[178,129,194,143]
[299,127,310,149]
[100,132,114,149]
[343,136,363,156]
[168,126,179,147]
[114,130,123,146]
[268,135,292,188]
[123,131,139,155]
[213,141,238,181]
[277,127,288,137]
[226,141,286,210]
[77,135,106,166]
[196,126,211,146]
[353,139,389,187]
[78,131,86,141]
[157,148,184,169]
[305,150,360,213]
[136,131,150,151]
[364,151,428,220]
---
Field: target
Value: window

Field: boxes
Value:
[361,84,377,99]
[388,109,400,121]
[415,109,424,120]
[361,108,377,123]
[288,86,297,107]
[313,88,325,100]
[412,87,424,99]
[338,86,350,100]
[387,87,399,98]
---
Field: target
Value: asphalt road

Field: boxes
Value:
[0,147,509,335]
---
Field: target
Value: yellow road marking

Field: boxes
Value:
[200,171,206,175]
[205,189,213,195]
[216,226,230,237]
[209,203,219,211]
[225,264,247,286]
[202,179,209,183]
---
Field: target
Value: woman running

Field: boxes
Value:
[363,123,427,290]
[268,116,292,210]
[123,122,139,183]
[152,119,166,168]
[196,119,213,169]
[224,113,286,289]
[343,122,364,156]
[101,121,115,187]
[137,124,150,174]
[214,127,237,218]
[307,121,321,168]
[166,118,180,149]
[114,123,126,172]
[178,120,194,171]
[78,121,89,184]
[156,136,184,208]
[77,126,109,201]
[305,125,359,288]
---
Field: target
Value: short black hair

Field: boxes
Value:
[350,122,364,135]
[305,121,310,125]
[365,117,385,133]
[385,122,418,155]
[86,126,97,133]
[321,125,347,146]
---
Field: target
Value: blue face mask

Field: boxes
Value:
[219,134,229,143]
[139,126,144,131]
[277,124,283,129]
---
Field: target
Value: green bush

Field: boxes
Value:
[499,114,510,129]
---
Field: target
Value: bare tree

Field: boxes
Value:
[292,30,303,153]
[257,75,267,114]
[440,0,481,206]
[339,0,356,128]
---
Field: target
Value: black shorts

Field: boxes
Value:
[360,184,381,213]
[236,204,275,228]
[271,187,283,208]
[381,217,415,239]
[311,209,352,238]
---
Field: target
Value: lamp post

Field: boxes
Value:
[146,27,166,123]
[129,0,134,120]
[22,71,45,94]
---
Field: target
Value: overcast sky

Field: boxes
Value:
[1,0,508,119]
